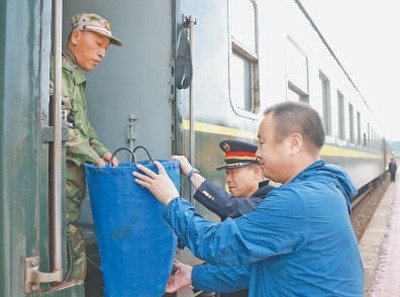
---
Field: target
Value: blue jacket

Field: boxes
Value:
[193,180,274,296]
[165,160,364,296]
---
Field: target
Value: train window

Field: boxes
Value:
[231,0,256,53]
[363,133,367,147]
[231,51,253,111]
[286,37,309,103]
[357,111,362,146]
[372,128,375,149]
[337,91,345,140]
[229,0,260,115]
[287,82,309,103]
[371,128,374,149]
[319,72,331,136]
[349,103,355,143]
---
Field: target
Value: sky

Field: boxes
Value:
[300,0,400,142]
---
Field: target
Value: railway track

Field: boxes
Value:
[350,174,391,241]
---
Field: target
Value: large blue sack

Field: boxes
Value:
[85,147,179,297]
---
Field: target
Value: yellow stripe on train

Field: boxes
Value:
[182,119,383,159]
[183,119,257,139]
[320,145,382,159]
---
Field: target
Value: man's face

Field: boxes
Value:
[72,30,111,71]
[225,165,261,197]
[256,114,290,183]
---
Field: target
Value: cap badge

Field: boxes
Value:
[221,142,231,152]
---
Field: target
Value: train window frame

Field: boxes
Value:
[348,102,355,144]
[287,81,309,103]
[285,37,309,103]
[227,0,260,119]
[357,111,362,146]
[371,128,374,148]
[319,71,332,136]
[337,91,345,141]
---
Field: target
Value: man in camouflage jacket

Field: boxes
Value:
[50,12,122,283]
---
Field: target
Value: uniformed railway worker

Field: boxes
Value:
[134,101,364,296]
[172,140,275,297]
[173,139,274,221]
[50,12,122,283]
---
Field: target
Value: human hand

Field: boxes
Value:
[96,158,106,167]
[102,151,119,168]
[166,260,193,293]
[133,161,179,206]
[172,156,205,189]
[171,155,192,177]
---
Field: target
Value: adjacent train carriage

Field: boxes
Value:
[0,0,389,296]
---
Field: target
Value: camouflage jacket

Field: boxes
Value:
[50,48,108,167]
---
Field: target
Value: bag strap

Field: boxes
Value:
[133,145,153,163]
[109,147,137,166]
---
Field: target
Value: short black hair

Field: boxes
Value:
[263,101,325,149]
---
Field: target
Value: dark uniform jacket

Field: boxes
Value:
[194,180,274,220]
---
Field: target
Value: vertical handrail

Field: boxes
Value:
[51,0,63,274]
[183,15,197,202]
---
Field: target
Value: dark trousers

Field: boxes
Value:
[390,171,396,182]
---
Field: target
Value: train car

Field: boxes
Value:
[0,0,390,296]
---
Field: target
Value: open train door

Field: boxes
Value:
[62,0,176,295]
[1,0,84,296]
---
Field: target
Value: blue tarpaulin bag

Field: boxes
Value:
[85,146,179,297]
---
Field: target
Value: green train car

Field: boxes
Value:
[0,0,391,296]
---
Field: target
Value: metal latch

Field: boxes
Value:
[24,256,63,293]
[127,114,139,152]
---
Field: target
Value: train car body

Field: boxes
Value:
[0,0,389,296]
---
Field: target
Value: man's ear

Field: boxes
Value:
[70,29,81,46]
[288,132,303,155]
[253,165,264,179]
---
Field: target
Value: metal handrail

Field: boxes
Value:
[51,0,63,275]
[183,14,197,202]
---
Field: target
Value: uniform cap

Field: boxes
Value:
[216,139,259,171]
[72,13,122,46]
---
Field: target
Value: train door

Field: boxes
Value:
[1,0,85,296]
[63,0,174,158]
[62,0,175,295]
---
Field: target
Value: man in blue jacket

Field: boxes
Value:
[134,101,364,296]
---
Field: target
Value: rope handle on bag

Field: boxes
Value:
[109,147,137,167]
[133,145,153,163]
[108,146,153,167]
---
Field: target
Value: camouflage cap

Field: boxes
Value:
[72,13,122,46]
